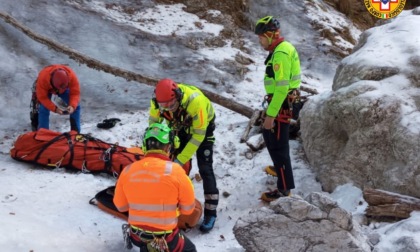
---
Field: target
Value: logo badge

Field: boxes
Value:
[364,0,406,19]
[204,149,211,156]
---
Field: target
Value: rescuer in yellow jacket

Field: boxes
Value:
[149,78,219,233]
[255,16,301,202]
[114,123,196,251]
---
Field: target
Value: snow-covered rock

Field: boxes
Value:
[300,10,420,197]
[233,192,371,252]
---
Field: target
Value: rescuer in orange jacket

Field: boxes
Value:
[114,123,197,252]
[30,64,81,132]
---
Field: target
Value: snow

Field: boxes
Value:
[85,2,224,36]
[1,1,420,252]
[305,0,362,52]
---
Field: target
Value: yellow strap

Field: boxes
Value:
[130,225,173,235]
[47,157,64,168]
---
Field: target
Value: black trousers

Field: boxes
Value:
[262,120,295,191]
[178,117,219,217]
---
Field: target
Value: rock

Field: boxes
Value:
[233,193,371,252]
[300,11,420,197]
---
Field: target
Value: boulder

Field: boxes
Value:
[233,193,371,252]
[300,10,420,197]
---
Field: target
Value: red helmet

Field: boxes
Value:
[155,78,179,102]
[51,69,69,90]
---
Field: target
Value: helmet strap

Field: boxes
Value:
[264,33,274,46]
[264,30,280,45]
[175,88,183,101]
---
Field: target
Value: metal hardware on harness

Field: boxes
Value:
[122,224,133,250]
[67,137,73,146]
[287,89,300,114]
[112,170,119,179]
[81,161,89,173]
[261,95,270,109]
[130,226,171,252]
[101,148,112,162]
[147,237,169,252]
[262,89,300,113]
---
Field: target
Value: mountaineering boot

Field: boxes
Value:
[260,189,291,203]
[264,165,277,177]
[199,215,216,233]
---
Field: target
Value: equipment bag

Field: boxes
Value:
[10,128,143,176]
[90,186,203,230]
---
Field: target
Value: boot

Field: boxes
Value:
[260,189,290,203]
[264,165,277,177]
[199,215,216,233]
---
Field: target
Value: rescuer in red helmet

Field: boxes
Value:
[30,64,81,132]
[149,78,219,233]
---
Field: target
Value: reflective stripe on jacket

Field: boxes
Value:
[148,84,215,164]
[36,64,81,111]
[264,41,301,117]
[113,153,195,231]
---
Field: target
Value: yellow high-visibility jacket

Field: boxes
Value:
[148,84,215,165]
[113,153,195,231]
[264,41,301,117]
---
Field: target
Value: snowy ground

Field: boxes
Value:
[1,1,420,252]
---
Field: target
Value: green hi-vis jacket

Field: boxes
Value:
[148,84,215,165]
[264,41,301,117]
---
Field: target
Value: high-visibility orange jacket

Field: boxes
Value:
[113,153,196,231]
[36,64,81,112]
